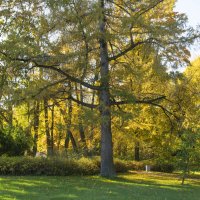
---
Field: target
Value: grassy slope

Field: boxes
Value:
[0,172,199,200]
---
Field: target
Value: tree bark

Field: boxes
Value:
[50,103,54,155]
[89,78,97,141]
[64,84,78,153]
[75,84,88,155]
[65,130,77,152]
[181,154,190,185]
[78,121,88,155]
[44,98,53,156]
[134,141,140,161]
[8,103,13,127]
[33,100,40,156]
[99,0,115,177]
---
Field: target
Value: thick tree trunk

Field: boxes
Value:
[44,98,53,156]
[134,141,140,161]
[99,0,115,177]
[33,101,40,156]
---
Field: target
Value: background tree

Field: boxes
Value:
[0,0,199,177]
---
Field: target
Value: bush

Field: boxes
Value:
[91,157,145,172]
[151,163,175,173]
[114,159,130,172]
[0,157,100,176]
[1,156,172,176]
[86,157,131,173]
[0,156,143,176]
[0,126,32,156]
[114,159,145,172]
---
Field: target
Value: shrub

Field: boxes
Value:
[0,156,141,176]
[0,126,32,156]
[0,156,166,176]
[126,161,145,171]
[91,157,145,172]
[76,157,99,175]
[151,163,175,173]
[114,159,145,172]
[0,157,100,176]
[114,159,129,172]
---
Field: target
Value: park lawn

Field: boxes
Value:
[0,171,199,200]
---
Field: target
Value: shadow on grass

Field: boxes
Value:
[116,171,200,187]
[0,172,200,200]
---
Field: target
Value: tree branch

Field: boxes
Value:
[108,39,153,61]
[31,78,69,98]
[68,95,98,109]
[0,51,102,91]
[136,0,164,19]
[32,62,101,91]
[111,95,177,133]
[0,110,9,123]
[111,95,166,105]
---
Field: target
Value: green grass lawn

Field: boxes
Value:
[0,171,199,200]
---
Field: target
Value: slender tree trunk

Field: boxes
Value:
[8,103,13,126]
[134,141,140,161]
[57,131,61,151]
[0,75,6,128]
[65,132,70,150]
[76,84,88,155]
[78,121,88,155]
[60,106,77,153]
[64,84,78,153]
[33,101,40,156]
[50,103,54,156]
[44,98,53,156]
[99,0,115,177]
[89,84,96,141]
[181,155,190,185]
[57,110,63,151]
[65,130,77,152]
[24,102,32,155]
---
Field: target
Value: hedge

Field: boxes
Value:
[0,157,137,176]
[0,157,174,176]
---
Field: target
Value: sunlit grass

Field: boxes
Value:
[0,171,199,200]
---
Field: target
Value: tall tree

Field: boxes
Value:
[0,0,199,176]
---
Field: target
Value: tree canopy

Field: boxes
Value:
[0,0,199,177]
